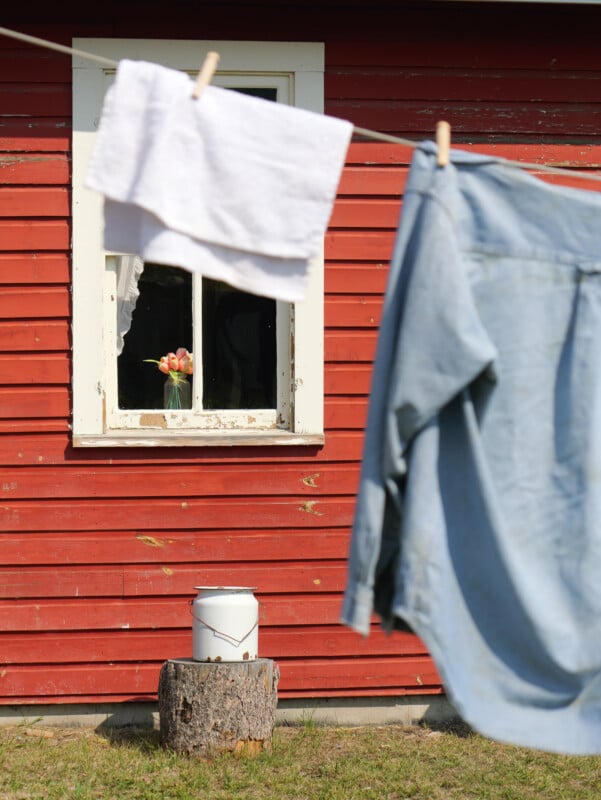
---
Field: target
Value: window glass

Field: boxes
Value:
[117,263,193,410]
[230,87,277,101]
[202,279,276,410]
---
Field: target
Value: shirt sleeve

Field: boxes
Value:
[341,170,497,635]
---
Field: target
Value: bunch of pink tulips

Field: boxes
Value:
[144,347,193,378]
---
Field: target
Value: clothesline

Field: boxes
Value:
[2,23,601,186]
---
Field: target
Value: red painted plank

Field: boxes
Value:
[325,329,378,361]
[0,254,70,284]
[325,397,368,430]
[0,84,71,116]
[279,656,441,692]
[0,463,358,500]
[0,430,364,466]
[0,119,70,152]
[0,655,440,699]
[259,627,421,660]
[0,663,158,699]
[0,153,69,184]
[0,187,69,216]
[0,563,349,599]
[0,419,68,434]
[0,431,364,466]
[0,594,349,632]
[0,353,68,383]
[0,626,425,663]
[325,296,382,327]
[0,597,190,633]
[2,688,442,703]
[327,34,601,71]
[0,497,355,532]
[0,631,182,664]
[325,231,396,261]
[0,387,68,418]
[326,365,372,396]
[458,143,601,167]
[335,152,601,203]
[345,142,601,168]
[0,528,353,566]
[0,287,69,318]
[0,320,70,350]
[325,263,388,294]
[331,100,601,138]
[329,198,401,229]
[0,50,71,83]
[337,166,407,196]
[531,171,601,193]
[0,220,69,251]
[328,70,601,104]
[346,142,412,166]
[280,687,442,700]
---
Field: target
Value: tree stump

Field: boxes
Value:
[158,657,279,757]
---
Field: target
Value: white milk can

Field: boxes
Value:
[191,586,259,662]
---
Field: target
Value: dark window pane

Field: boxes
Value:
[118,263,193,409]
[202,278,276,410]
[230,87,277,102]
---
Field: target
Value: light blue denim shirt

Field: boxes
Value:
[341,141,601,754]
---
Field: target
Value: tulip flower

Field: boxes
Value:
[144,348,194,380]
[179,354,193,375]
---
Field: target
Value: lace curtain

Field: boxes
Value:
[115,254,144,355]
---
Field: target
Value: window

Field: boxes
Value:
[72,40,325,446]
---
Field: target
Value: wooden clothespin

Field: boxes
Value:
[191,50,220,99]
[436,120,451,167]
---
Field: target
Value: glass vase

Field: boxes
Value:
[163,373,192,410]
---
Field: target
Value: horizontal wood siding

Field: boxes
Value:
[1,4,601,706]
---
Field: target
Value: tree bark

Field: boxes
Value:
[158,657,279,757]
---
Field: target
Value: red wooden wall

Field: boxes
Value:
[1,1,601,705]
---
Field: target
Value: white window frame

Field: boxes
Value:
[72,39,325,447]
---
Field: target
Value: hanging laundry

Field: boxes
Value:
[341,140,601,755]
[85,59,353,303]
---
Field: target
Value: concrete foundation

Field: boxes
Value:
[0,695,459,730]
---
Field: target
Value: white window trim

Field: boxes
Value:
[71,39,325,447]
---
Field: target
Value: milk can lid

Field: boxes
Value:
[193,586,257,591]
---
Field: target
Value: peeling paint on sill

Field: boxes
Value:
[138,414,167,428]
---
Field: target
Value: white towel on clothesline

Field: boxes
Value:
[85,59,353,302]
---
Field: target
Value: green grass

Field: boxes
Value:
[1,721,600,800]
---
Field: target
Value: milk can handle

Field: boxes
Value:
[189,602,258,646]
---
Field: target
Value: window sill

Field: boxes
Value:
[72,430,325,448]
